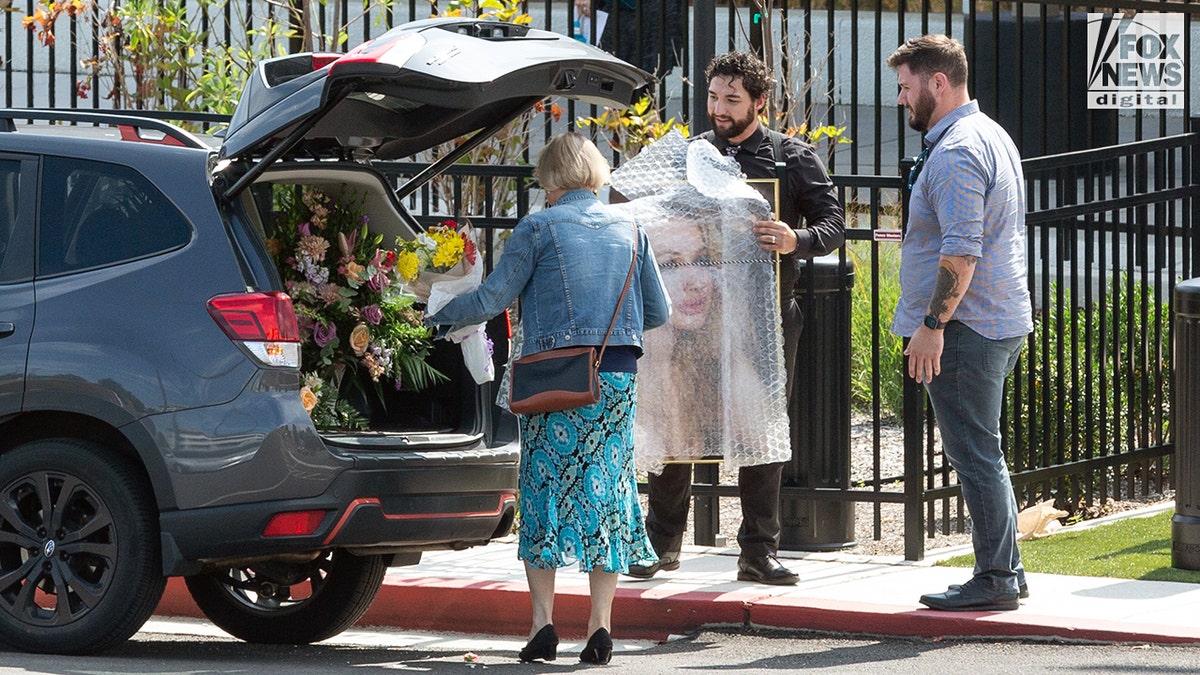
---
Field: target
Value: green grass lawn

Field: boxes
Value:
[936,510,1200,583]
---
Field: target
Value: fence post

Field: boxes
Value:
[898,156,926,562]
[691,0,716,134]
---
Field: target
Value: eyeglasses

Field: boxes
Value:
[907,145,930,191]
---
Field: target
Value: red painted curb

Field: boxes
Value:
[155,576,1200,644]
[357,578,754,640]
[156,577,204,620]
[745,595,1200,644]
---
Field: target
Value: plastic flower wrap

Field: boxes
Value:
[266,185,446,430]
[400,220,495,384]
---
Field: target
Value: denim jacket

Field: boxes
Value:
[426,190,672,356]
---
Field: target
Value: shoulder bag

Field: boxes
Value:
[508,222,638,415]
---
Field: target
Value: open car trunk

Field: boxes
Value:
[218,18,649,449]
[241,164,511,444]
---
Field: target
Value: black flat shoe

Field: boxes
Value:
[518,624,558,663]
[623,552,680,580]
[579,627,613,665]
[920,579,1019,612]
[949,580,1029,599]
[736,555,799,586]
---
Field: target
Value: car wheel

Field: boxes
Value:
[185,550,388,644]
[0,439,165,654]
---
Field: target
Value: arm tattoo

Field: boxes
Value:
[929,257,977,318]
[929,263,960,318]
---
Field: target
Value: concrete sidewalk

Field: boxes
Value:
[154,504,1200,645]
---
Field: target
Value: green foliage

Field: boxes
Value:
[937,509,1200,584]
[847,239,904,419]
[27,0,388,118]
[1006,275,1171,511]
[576,95,690,160]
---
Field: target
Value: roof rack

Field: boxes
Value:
[0,108,212,149]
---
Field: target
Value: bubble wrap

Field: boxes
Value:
[611,131,792,474]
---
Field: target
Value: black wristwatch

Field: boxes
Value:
[923,314,947,330]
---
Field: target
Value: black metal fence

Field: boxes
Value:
[8,0,1200,558]
[375,123,1199,560]
[5,0,1198,175]
[902,129,1198,559]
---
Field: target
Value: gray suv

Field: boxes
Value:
[0,18,646,654]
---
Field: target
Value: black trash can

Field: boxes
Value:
[1172,278,1200,570]
[780,253,857,551]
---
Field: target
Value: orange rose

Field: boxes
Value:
[344,262,365,283]
[350,323,371,357]
[300,386,318,413]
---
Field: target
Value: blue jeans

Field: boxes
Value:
[924,322,1025,593]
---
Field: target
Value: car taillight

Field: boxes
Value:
[207,292,301,368]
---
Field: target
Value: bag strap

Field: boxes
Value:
[595,220,639,365]
[768,129,788,185]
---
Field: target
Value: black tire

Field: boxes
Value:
[185,550,388,644]
[0,439,165,654]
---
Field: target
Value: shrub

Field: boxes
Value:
[1006,274,1171,511]
[847,239,904,419]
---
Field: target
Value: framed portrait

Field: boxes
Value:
[745,178,779,216]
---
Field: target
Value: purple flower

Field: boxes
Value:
[299,222,311,236]
[313,322,337,348]
[367,272,389,293]
[361,304,383,325]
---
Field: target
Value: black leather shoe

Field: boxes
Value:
[949,580,1029,599]
[579,627,613,665]
[736,555,799,586]
[920,579,1019,611]
[624,552,680,579]
[518,624,558,663]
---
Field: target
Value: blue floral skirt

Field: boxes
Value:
[517,372,657,573]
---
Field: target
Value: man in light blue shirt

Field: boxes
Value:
[888,34,1033,612]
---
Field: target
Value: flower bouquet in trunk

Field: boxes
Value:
[266,185,446,430]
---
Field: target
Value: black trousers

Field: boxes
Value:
[644,297,802,559]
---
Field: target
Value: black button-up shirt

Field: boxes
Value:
[699,125,846,298]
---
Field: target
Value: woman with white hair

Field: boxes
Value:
[427,132,671,665]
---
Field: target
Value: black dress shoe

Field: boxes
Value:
[736,555,799,586]
[949,580,1029,599]
[518,624,558,662]
[624,552,680,579]
[579,627,613,665]
[920,579,1019,611]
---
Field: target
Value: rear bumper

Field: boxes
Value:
[159,439,520,575]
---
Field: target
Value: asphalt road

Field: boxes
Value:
[0,618,1197,674]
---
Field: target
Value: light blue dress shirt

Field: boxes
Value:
[893,100,1034,340]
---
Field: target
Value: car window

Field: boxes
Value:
[38,156,192,275]
[0,158,33,284]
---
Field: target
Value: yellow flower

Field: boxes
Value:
[300,386,319,412]
[350,323,371,357]
[431,231,465,269]
[397,250,420,282]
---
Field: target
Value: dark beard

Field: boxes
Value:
[907,88,936,132]
[709,108,756,140]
